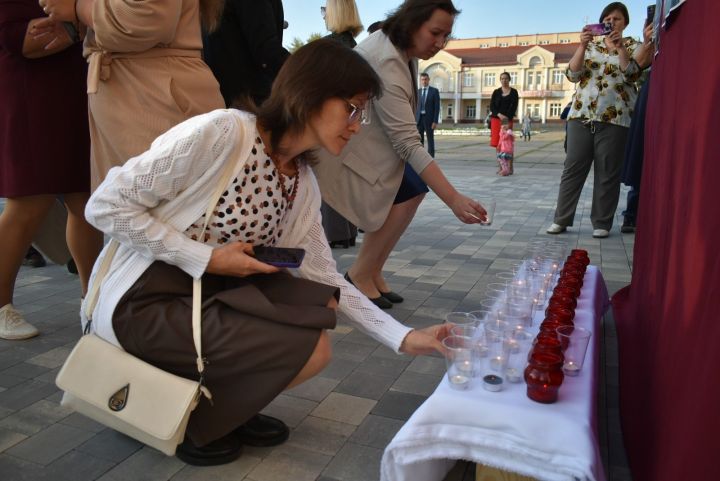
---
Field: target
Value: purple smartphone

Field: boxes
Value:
[585,22,612,36]
[252,246,305,268]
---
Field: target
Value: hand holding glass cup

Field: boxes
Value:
[472,197,495,225]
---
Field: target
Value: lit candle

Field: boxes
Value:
[505,367,522,383]
[490,356,505,371]
[458,359,474,376]
[449,373,470,389]
[563,361,581,376]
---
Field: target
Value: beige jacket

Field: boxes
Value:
[84,0,224,188]
[312,32,434,232]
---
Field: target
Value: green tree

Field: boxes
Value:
[288,33,324,53]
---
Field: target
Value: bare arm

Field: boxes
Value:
[568,28,593,73]
[633,23,656,69]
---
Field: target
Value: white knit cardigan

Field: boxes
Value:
[82,109,413,352]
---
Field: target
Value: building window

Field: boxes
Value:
[535,72,542,87]
[447,105,453,118]
[519,41,529,46]
[532,104,540,117]
[560,39,571,44]
[529,56,543,68]
[526,71,533,87]
[480,43,489,48]
[499,42,508,47]
[550,103,562,117]
[509,72,518,85]
[552,69,563,84]
[539,40,550,45]
[463,72,474,87]
[484,72,496,87]
[466,104,476,118]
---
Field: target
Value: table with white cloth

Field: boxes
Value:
[381,266,610,481]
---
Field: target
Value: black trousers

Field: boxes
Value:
[417,114,435,157]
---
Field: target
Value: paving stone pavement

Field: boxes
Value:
[0,131,634,481]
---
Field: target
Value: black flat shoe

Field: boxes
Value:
[344,273,393,309]
[176,433,242,466]
[379,291,404,303]
[234,414,289,447]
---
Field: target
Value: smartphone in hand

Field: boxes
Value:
[585,22,612,36]
[646,4,656,26]
[252,246,305,268]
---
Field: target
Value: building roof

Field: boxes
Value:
[444,43,580,67]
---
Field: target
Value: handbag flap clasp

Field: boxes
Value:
[109,384,130,411]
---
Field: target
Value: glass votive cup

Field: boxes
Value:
[556,326,592,376]
[484,283,509,302]
[444,312,478,330]
[525,351,564,404]
[504,329,533,383]
[484,319,510,373]
[442,335,475,390]
[476,197,496,225]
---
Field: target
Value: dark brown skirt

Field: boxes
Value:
[113,261,339,446]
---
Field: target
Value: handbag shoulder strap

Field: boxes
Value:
[84,140,241,380]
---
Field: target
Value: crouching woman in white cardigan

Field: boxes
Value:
[82,39,452,466]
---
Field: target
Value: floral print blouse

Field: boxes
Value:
[566,38,642,128]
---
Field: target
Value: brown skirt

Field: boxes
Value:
[113,261,339,446]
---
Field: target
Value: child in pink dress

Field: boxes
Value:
[497,120,515,176]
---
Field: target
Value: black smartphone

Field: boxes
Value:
[646,4,656,26]
[252,246,305,268]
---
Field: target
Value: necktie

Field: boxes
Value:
[421,88,427,112]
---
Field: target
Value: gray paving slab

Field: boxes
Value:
[0,132,635,480]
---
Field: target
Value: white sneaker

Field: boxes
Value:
[0,304,39,340]
[592,229,609,238]
[546,223,567,234]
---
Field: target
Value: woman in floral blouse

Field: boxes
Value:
[547,2,654,238]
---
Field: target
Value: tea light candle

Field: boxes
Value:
[449,373,470,389]
[483,374,503,392]
[490,356,505,371]
[563,361,581,376]
[505,367,522,383]
[458,359,474,376]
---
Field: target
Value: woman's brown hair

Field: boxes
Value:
[382,0,460,51]
[256,39,383,155]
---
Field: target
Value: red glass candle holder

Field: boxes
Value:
[547,294,577,311]
[554,283,581,299]
[562,260,587,273]
[525,351,564,403]
[545,307,575,326]
[530,332,564,359]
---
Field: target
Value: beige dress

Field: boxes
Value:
[84,0,224,189]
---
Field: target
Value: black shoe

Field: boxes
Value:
[234,414,289,447]
[67,258,78,275]
[379,290,404,303]
[22,247,46,268]
[620,219,636,234]
[176,433,242,466]
[344,273,392,309]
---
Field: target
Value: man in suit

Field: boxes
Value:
[416,73,440,157]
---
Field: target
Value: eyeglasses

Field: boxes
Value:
[347,101,370,125]
[320,6,326,18]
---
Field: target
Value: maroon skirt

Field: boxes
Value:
[113,261,339,446]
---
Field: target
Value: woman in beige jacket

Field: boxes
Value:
[41,0,226,189]
[313,0,486,307]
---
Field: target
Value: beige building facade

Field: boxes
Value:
[419,32,582,124]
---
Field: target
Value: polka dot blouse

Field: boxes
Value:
[185,131,296,247]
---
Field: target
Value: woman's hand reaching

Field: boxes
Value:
[399,324,454,356]
[206,242,279,277]
[449,193,487,224]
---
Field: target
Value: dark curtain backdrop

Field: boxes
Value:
[612,1,720,480]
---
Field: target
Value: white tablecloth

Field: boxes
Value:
[381,266,609,481]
